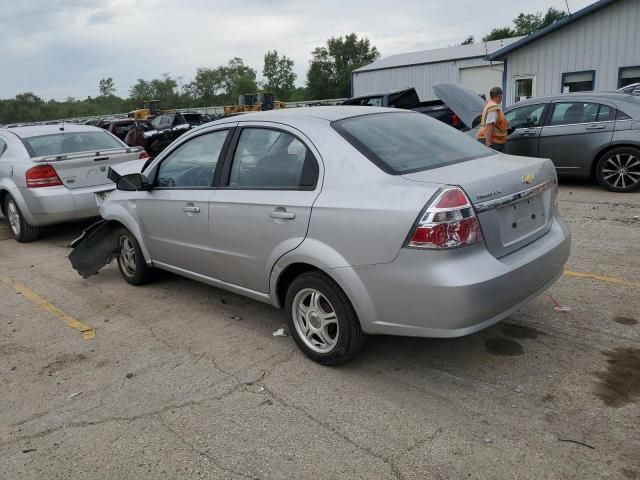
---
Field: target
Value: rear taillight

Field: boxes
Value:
[450,113,460,126]
[406,187,483,249]
[139,151,149,160]
[25,165,63,188]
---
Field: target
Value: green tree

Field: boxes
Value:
[218,58,258,102]
[150,73,178,107]
[461,35,474,45]
[129,79,154,104]
[188,67,224,105]
[306,33,379,100]
[98,77,116,96]
[482,6,566,41]
[262,50,296,101]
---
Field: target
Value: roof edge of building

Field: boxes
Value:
[487,0,619,60]
[352,54,503,75]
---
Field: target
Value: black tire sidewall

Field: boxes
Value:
[285,272,364,365]
[4,195,39,242]
[596,147,640,192]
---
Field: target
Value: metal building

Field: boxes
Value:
[489,0,640,106]
[351,38,522,101]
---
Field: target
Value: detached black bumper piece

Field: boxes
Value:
[68,220,122,279]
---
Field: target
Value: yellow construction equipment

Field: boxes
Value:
[223,93,286,115]
[128,100,163,120]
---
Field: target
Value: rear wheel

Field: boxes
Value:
[595,147,640,192]
[116,229,153,285]
[285,272,366,365]
[4,195,39,242]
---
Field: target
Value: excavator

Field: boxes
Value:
[223,93,286,115]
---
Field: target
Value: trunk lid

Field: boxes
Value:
[33,147,144,189]
[402,154,558,258]
[432,82,485,129]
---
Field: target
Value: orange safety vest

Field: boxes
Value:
[477,101,509,145]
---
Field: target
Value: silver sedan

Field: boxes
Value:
[70,107,571,365]
[0,124,147,242]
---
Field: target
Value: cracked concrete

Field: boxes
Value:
[1,184,639,479]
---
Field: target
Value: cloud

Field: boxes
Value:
[0,0,596,100]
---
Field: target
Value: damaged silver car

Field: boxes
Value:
[70,107,571,365]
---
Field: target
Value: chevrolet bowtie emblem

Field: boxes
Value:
[522,173,535,184]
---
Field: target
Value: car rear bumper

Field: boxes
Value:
[18,184,114,226]
[339,215,571,337]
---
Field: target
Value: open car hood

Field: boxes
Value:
[433,82,485,129]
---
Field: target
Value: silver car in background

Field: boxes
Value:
[70,107,571,365]
[0,124,148,241]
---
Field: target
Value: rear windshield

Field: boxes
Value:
[333,112,491,174]
[24,131,124,157]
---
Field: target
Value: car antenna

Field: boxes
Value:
[59,119,65,131]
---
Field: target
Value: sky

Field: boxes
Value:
[0,0,596,101]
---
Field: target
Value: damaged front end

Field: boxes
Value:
[69,220,123,278]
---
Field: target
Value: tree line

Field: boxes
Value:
[0,33,379,124]
[1,7,567,124]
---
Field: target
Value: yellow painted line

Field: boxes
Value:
[0,276,95,339]
[564,270,640,288]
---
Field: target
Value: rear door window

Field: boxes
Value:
[548,102,611,126]
[227,128,317,189]
[333,112,491,174]
[23,131,124,157]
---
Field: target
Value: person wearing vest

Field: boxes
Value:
[477,86,509,152]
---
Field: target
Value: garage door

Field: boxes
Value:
[459,65,504,99]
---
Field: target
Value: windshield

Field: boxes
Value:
[333,112,492,174]
[23,131,124,157]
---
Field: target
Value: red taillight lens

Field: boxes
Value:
[407,187,483,249]
[450,113,459,126]
[25,165,63,188]
[139,151,149,160]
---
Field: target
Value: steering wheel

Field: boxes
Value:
[180,166,212,187]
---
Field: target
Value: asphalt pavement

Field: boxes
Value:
[0,183,638,479]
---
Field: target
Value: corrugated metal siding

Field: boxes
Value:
[352,57,500,100]
[504,0,640,105]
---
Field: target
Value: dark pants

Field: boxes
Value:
[478,138,505,152]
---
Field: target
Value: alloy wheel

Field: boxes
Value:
[7,200,21,237]
[118,235,137,277]
[292,288,339,353]
[601,153,640,190]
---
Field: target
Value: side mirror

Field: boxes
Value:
[116,173,151,191]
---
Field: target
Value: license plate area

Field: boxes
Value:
[497,194,546,246]
[95,190,113,206]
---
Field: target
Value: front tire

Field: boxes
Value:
[116,228,153,285]
[285,272,366,365]
[595,147,640,192]
[4,195,39,242]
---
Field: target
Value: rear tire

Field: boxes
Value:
[285,271,366,365]
[4,195,39,242]
[116,228,153,285]
[595,147,640,192]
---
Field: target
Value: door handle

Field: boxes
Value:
[269,209,295,220]
[586,125,606,130]
[182,205,200,213]
[521,130,539,136]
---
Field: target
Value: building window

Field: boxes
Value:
[513,77,535,103]
[618,66,640,88]
[562,71,595,93]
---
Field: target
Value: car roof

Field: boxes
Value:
[507,91,637,108]
[0,123,106,139]
[212,106,406,124]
